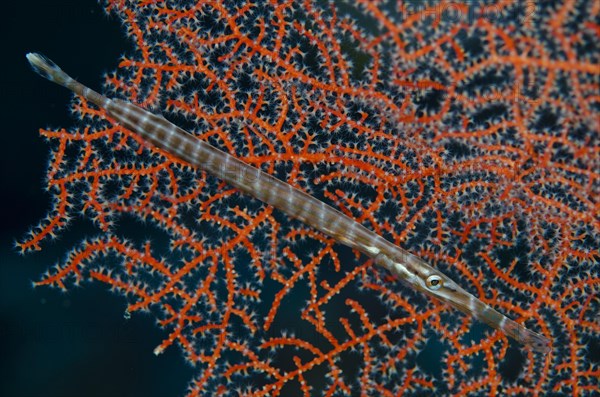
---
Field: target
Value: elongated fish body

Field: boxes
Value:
[26,52,551,353]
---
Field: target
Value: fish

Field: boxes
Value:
[26,52,551,353]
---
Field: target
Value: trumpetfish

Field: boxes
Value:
[26,52,551,353]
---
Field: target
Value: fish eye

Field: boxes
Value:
[426,275,443,290]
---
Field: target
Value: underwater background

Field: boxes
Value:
[1,1,598,396]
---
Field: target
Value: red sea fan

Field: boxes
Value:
[20,1,599,396]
